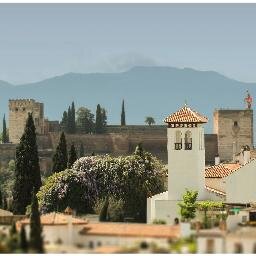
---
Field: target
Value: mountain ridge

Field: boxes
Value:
[0,66,255,133]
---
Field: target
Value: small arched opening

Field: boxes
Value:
[184,130,192,150]
[174,130,182,150]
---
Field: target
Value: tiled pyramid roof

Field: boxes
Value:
[164,105,208,124]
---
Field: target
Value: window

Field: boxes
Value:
[234,121,238,127]
[234,243,243,253]
[206,239,214,253]
[89,241,94,249]
[184,130,192,150]
[175,130,182,150]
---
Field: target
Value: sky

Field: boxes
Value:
[1,4,256,84]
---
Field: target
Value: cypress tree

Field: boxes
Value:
[61,111,68,132]
[102,108,107,132]
[68,143,78,168]
[20,225,28,253]
[121,99,126,126]
[12,113,42,214]
[71,101,76,133]
[2,114,8,143]
[95,104,103,134]
[79,143,85,157]
[30,190,44,253]
[67,106,72,134]
[52,132,68,173]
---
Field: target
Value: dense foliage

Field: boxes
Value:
[37,169,98,214]
[0,160,15,205]
[12,113,42,214]
[76,107,95,133]
[178,189,198,222]
[72,152,166,222]
[39,150,166,222]
[52,132,68,173]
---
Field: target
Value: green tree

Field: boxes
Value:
[30,191,44,253]
[178,189,198,222]
[12,113,42,214]
[60,111,68,132]
[76,107,95,133]
[95,104,103,134]
[145,116,155,126]
[121,99,126,126]
[101,108,107,132]
[19,225,28,253]
[79,143,85,157]
[2,114,8,143]
[68,143,78,168]
[52,132,68,173]
[197,201,224,229]
[67,106,72,134]
[71,101,76,133]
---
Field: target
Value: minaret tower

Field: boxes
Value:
[164,105,208,200]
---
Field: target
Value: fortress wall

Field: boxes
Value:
[0,128,218,174]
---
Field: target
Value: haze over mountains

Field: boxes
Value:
[0,66,255,133]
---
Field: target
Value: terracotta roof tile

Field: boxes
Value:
[164,105,208,124]
[18,212,88,226]
[80,223,180,239]
[205,163,241,178]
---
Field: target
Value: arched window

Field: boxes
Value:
[175,130,182,150]
[184,130,192,150]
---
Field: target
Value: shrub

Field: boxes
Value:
[37,169,98,214]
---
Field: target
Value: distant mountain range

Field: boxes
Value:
[0,66,255,133]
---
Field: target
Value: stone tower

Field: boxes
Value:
[213,109,253,162]
[164,105,208,200]
[9,99,44,144]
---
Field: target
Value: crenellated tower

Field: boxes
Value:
[9,99,44,143]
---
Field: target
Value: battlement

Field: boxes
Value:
[9,99,41,110]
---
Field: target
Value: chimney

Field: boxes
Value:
[215,155,220,165]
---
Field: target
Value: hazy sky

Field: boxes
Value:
[1,4,256,84]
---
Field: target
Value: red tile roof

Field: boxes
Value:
[18,212,88,226]
[164,105,208,124]
[79,223,180,239]
[205,163,241,178]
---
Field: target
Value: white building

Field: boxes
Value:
[147,105,217,224]
[147,104,256,225]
